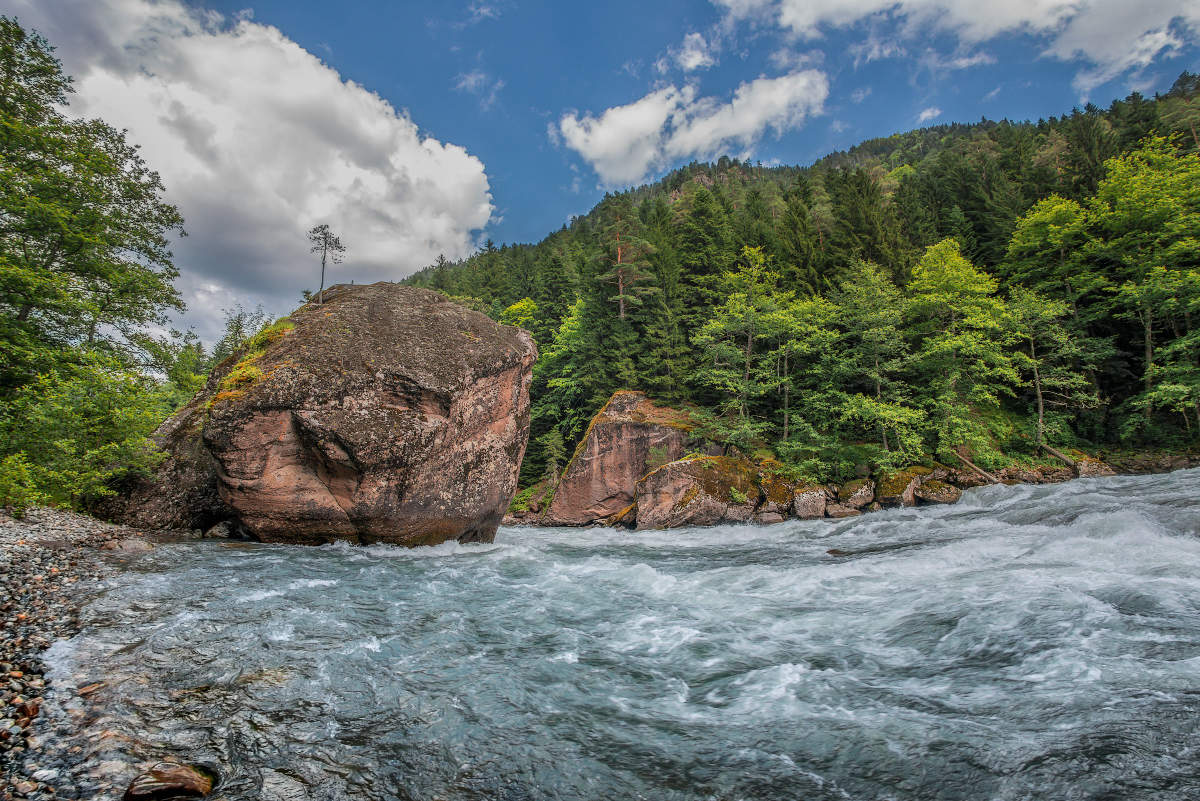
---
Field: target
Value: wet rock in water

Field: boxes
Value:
[914,479,962,505]
[755,511,785,525]
[836,479,875,510]
[792,485,828,520]
[124,284,537,547]
[634,457,760,529]
[123,762,213,800]
[544,391,699,525]
[826,503,862,519]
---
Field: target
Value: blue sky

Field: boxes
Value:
[12,0,1200,338]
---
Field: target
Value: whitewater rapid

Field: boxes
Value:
[42,469,1200,800]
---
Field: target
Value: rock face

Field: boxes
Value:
[914,479,962,505]
[544,391,698,525]
[125,284,537,546]
[634,457,759,529]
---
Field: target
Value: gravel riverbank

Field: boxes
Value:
[0,508,154,801]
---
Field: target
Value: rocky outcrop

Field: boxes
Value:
[876,467,931,507]
[792,485,828,519]
[836,479,875,510]
[544,391,703,525]
[913,479,962,505]
[634,456,759,529]
[124,283,536,547]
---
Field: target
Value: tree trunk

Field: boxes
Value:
[740,329,754,420]
[957,449,1000,484]
[1040,442,1076,468]
[1030,339,1045,447]
[782,350,790,441]
[617,267,625,320]
[318,242,328,305]
[875,355,888,451]
[1143,304,1154,421]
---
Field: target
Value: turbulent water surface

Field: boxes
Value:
[45,470,1200,800]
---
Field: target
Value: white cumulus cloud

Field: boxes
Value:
[557,70,828,185]
[711,0,1200,92]
[12,0,495,340]
[917,106,943,122]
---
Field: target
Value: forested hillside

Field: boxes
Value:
[406,74,1200,486]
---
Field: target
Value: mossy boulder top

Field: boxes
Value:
[124,283,537,546]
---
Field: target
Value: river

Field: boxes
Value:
[40,469,1200,800]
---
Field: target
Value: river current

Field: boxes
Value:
[42,470,1200,800]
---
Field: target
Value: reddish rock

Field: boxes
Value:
[634,457,759,529]
[913,479,962,505]
[1038,466,1075,483]
[792,485,828,519]
[127,284,536,547]
[124,762,213,800]
[545,391,697,525]
[836,479,875,509]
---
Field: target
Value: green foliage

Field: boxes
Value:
[500,297,538,330]
[0,354,167,509]
[0,453,47,516]
[0,17,185,392]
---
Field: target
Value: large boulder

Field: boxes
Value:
[125,283,537,546]
[544,391,698,525]
[634,456,759,529]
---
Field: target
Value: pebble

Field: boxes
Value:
[0,507,154,800]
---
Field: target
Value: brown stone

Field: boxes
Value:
[913,479,962,505]
[754,511,785,525]
[633,457,759,529]
[123,762,213,800]
[835,478,875,509]
[544,391,697,525]
[124,284,537,547]
[792,485,828,519]
[758,471,795,517]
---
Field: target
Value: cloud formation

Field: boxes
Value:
[558,70,828,185]
[712,0,1200,92]
[916,106,943,123]
[677,33,718,71]
[13,0,495,340]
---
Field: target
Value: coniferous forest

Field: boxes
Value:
[405,74,1200,488]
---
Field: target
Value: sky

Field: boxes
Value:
[10,0,1200,341]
